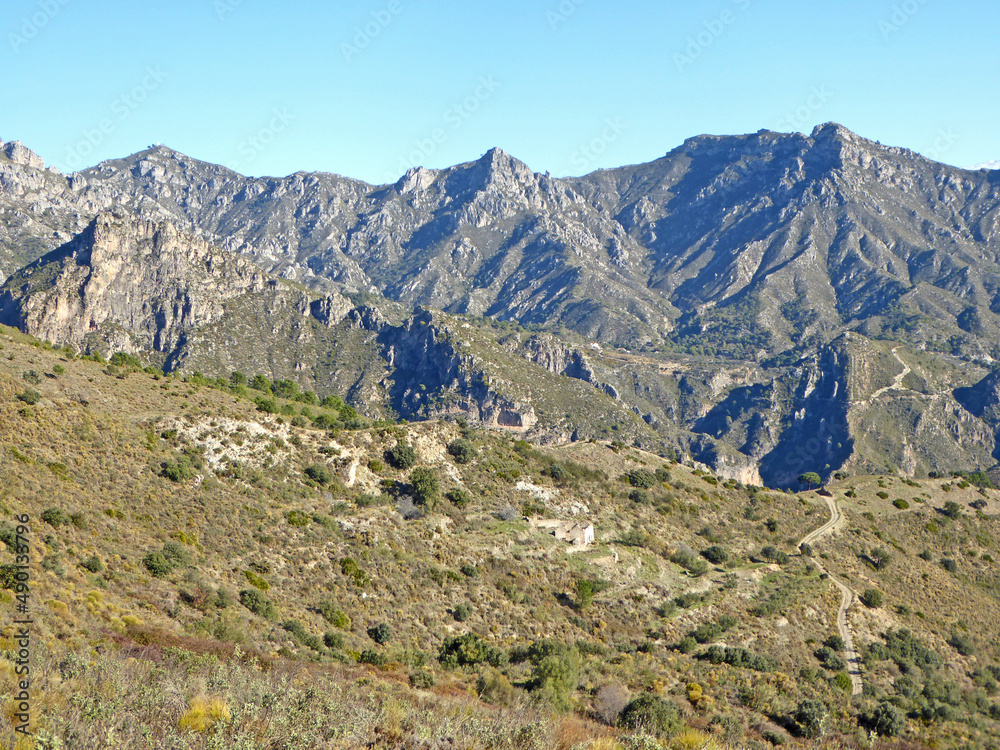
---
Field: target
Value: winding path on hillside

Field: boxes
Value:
[798,495,864,696]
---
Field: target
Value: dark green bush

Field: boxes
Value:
[367,622,392,645]
[386,443,418,470]
[794,698,829,739]
[701,545,728,565]
[815,646,846,671]
[617,694,681,737]
[143,551,173,578]
[446,439,477,464]
[438,632,507,668]
[446,488,471,508]
[408,467,440,507]
[304,464,332,485]
[41,508,71,528]
[323,631,345,650]
[625,469,657,489]
[16,389,40,405]
[453,602,473,622]
[239,588,275,618]
[359,649,386,666]
[867,701,905,737]
[861,589,884,608]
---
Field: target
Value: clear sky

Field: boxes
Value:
[2,0,997,184]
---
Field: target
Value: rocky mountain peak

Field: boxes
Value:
[1,139,45,170]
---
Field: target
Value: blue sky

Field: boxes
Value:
[2,0,997,183]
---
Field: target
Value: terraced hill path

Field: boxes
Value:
[799,494,864,696]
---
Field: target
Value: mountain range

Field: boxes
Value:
[4,125,1000,486]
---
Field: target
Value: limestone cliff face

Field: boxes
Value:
[0,213,322,359]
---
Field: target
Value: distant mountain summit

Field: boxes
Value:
[5,125,1000,484]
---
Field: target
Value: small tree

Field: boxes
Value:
[409,467,440,507]
[869,547,893,570]
[797,472,822,490]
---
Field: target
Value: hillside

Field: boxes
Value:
[0,326,999,748]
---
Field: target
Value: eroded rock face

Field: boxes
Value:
[0,213,305,357]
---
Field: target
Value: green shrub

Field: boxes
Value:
[304,464,333,485]
[16,389,40,405]
[286,509,310,527]
[892,498,909,509]
[701,545,728,565]
[446,438,477,464]
[940,558,958,573]
[143,551,173,578]
[159,458,196,482]
[359,649,386,666]
[453,602,473,622]
[876,491,889,499]
[446,488,472,508]
[161,541,192,567]
[244,570,270,591]
[410,670,435,688]
[815,646,846,671]
[41,508,71,528]
[408,467,440,507]
[386,443,417,470]
[318,600,350,628]
[618,694,681,737]
[942,500,963,519]
[21,370,41,385]
[823,634,845,652]
[625,469,657,489]
[239,589,275,618]
[861,589,884,608]
[526,640,580,713]
[867,701,905,737]
[438,632,507,668]
[947,632,976,656]
[367,622,392,645]
[340,557,368,587]
[323,631,345,650]
[794,698,829,739]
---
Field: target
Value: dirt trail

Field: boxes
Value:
[798,495,863,696]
